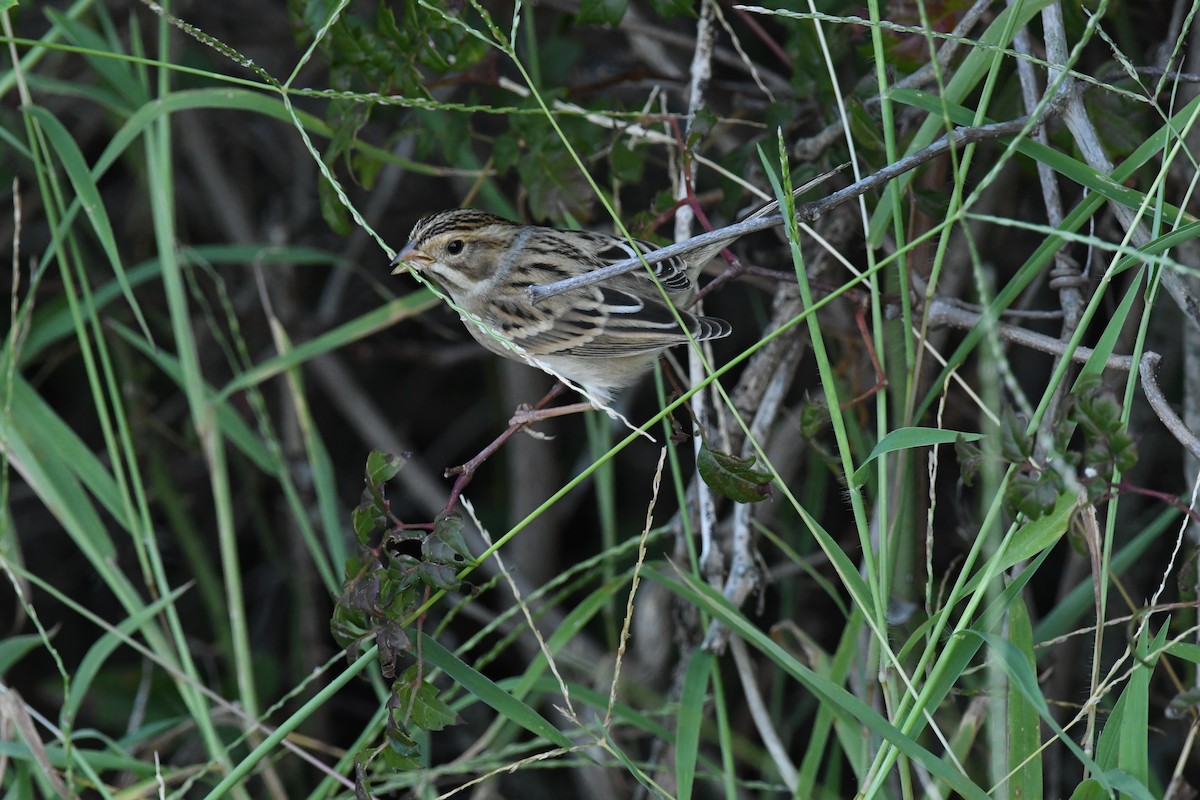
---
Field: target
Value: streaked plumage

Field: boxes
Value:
[392,209,733,400]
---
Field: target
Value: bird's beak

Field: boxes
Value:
[390,242,431,274]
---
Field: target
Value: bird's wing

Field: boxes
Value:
[485,284,728,358]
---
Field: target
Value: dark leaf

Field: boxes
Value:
[319,178,352,236]
[799,400,829,439]
[379,723,421,771]
[367,450,408,487]
[1082,442,1115,473]
[380,525,423,550]
[911,184,955,220]
[492,132,521,172]
[955,436,984,487]
[609,140,644,184]
[1084,87,1145,160]
[422,536,469,568]
[1167,687,1200,720]
[330,605,372,655]
[651,0,695,17]
[428,512,474,564]
[377,621,411,679]
[1112,433,1138,472]
[764,99,800,133]
[687,108,719,147]
[698,444,773,503]
[538,36,584,86]
[1005,471,1060,520]
[351,503,384,545]
[520,142,594,223]
[998,408,1032,463]
[354,758,372,799]
[396,665,459,731]
[418,561,463,592]
[377,563,421,611]
[576,0,627,26]
[340,565,381,613]
[845,99,886,156]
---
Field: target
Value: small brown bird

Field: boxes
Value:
[392,210,733,401]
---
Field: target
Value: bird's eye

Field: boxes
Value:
[446,239,465,255]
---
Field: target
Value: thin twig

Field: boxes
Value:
[729,636,798,792]
[527,115,1039,304]
[791,0,993,160]
[926,299,1200,460]
[680,0,724,588]
[696,285,809,652]
[1042,4,1200,331]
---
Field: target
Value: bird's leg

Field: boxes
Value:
[442,382,572,512]
[508,400,595,426]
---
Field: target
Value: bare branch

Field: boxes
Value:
[527,116,1039,304]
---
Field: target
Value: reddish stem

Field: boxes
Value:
[442,383,569,513]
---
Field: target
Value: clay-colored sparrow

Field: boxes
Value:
[392,209,734,400]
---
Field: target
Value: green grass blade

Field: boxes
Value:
[24,105,153,344]
[420,633,575,750]
[676,648,713,800]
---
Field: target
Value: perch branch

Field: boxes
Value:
[527,115,1040,303]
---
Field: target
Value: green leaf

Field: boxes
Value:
[366,450,408,487]
[1166,641,1200,665]
[799,399,829,439]
[1095,623,1165,787]
[0,636,42,678]
[697,444,773,503]
[1067,779,1107,800]
[997,492,1074,572]
[609,140,644,184]
[65,585,192,723]
[576,0,627,26]
[1076,271,1143,386]
[648,568,991,800]
[1167,686,1200,719]
[650,0,695,16]
[851,426,981,487]
[415,561,459,591]
[26,106,153,345]
[604,728,666,797]
[318,176,352,235]
[377,724,422,771]
[999,408,1033,463]
[676,650,712,800]
[1112,431,1138,472]
[969,631,1116,796]
[351,502,383,544]
[956,436,985,487]
[1006,597,1042,798]
[396,665,459,732]
[1005,470,1062,520]
[377,621,411,679]
[427,512,473,564]
[419,634,574,749]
